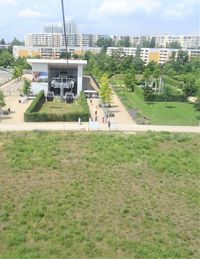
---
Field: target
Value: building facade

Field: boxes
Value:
[13,45,101,59]
[27,59,87,97]
[107,47,200,65]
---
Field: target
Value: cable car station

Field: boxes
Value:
[27,59,87,99]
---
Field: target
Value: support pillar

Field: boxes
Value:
[77,65,83,96]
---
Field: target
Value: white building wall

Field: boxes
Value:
[31,83,48,96]
[77,65,83,96]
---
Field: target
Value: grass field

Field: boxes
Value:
[110,77,199,126]
[0,132,199,258]
[39,99,85,114]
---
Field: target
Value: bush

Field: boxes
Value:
[147,94,186,102]
[25,90,45,113]
[24,91,90,122]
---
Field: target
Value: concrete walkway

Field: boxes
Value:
[0,122,199,133]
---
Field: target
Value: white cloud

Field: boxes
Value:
[0,0,17,5]
[164,0,199,19]
[165,9,183,18]
[18,8,46,18]
[90,0,161,18]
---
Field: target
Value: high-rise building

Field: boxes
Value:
[43,23,63,33]
[65,21,77,34]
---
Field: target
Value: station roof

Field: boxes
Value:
[27,59,87,66]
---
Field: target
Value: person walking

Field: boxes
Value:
[107,118,111,129]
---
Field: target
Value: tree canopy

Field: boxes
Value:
[99,74,113,105]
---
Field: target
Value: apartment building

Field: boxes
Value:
[107,47,137,57]
[25,33,62,47]
[111,34,200,48]
[43,21,77,34]
[154,35,200,48]
[25,32,107,48]
[106,47,200,65]
[13,45,101,59]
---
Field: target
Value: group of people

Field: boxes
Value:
[89,98,111,128]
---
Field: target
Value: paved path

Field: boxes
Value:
[0,78,32,123]
[0,122,199,133]
[87,90,134,125]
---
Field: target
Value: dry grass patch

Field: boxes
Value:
[0,131,199,258]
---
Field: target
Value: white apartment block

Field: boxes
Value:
[107,47,137,57]
[13,45,101,59]
[154,35,200,48]
[111,35,200,48]
[107,47,200,65]
[25,33,62,47]
[25,33,107,48]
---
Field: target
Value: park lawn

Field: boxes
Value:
[111,79,199,126]
[0,131,200,259]
[39,99,85,114]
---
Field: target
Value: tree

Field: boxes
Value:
[133,57,144,74]
[0,38,5,45]
[12,66,23,79]
[182,77,198,97]
[0,91,6,114]
[72,53,79,59]
[142,40,150,48]
[149,37,156,48]
[124,72,136,92]
[167,41,181,49]
[11,37,24,46]
[117,36,131,47]
[143,68,151,87]
[146,61,158,73]
[162,86,172,102]
[143,86,154,101]
[14,57,31,70]
[96,37,114,51]
[153,68,161,92]
[194,98,200,111]
[0,50,14,67]
[60,52,71,59]
[176,50,189,65]
[99,74,113,105]
[22,79,31,96]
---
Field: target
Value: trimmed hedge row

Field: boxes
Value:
[25,111,90,122]
[25,90,45,113]
[24,91,90,122]
[144,94,187,102]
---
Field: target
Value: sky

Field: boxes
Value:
[0,0,199,42]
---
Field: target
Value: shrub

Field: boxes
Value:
[24,91,90,122]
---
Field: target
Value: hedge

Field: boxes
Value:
[144,93,187,102]
[24,91,90,122]
[25,90,45,113]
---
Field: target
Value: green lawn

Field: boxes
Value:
[111,78,199,126]
[39,99,85,114]
[0,132,199,258]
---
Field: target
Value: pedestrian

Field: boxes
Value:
[108,119,111,129]
[89,117,92,122]
[95,110,97,116]
[78,117,81,125]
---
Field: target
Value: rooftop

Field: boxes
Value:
[27,59,87,66]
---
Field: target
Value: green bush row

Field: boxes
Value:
[25,90,45,113]
[25,111,90,122]
[144,93,187,102]
[24,91,90,122]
